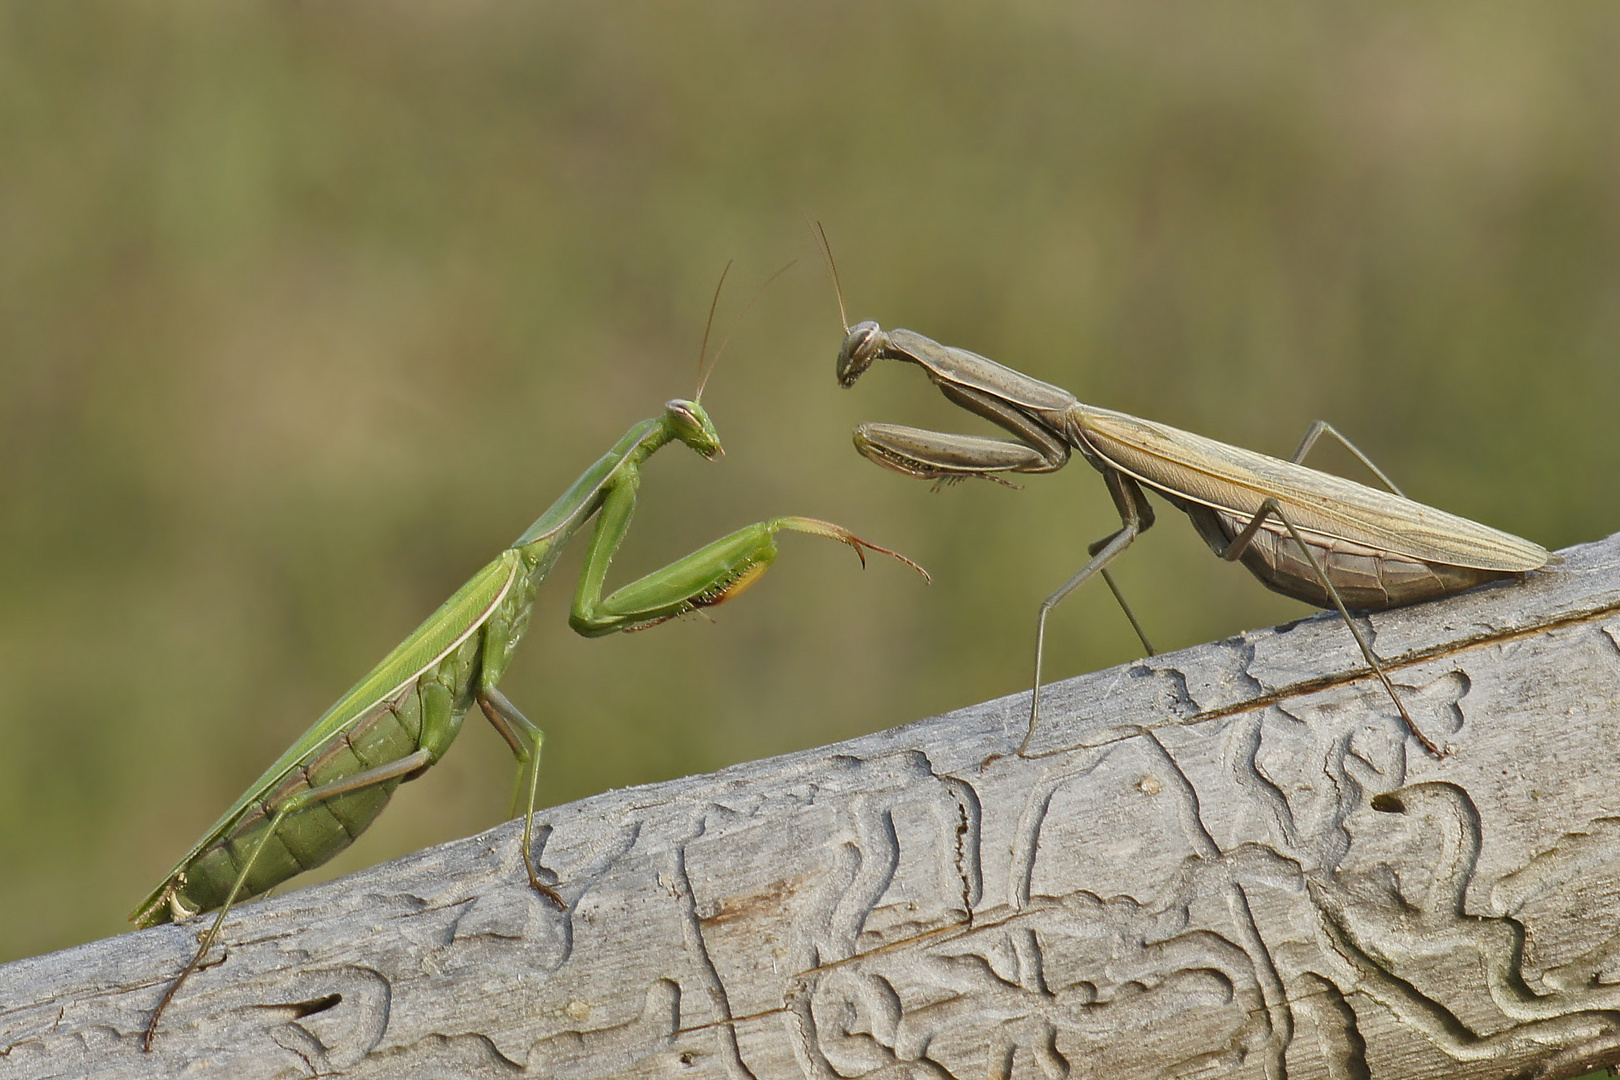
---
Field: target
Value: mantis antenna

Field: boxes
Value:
[694,259,798,402]
[693,260,733,401]
[809,218,851,333]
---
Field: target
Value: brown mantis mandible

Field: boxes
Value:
[824,253,1554,756]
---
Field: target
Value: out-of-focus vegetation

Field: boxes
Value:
[1,3,1616,965]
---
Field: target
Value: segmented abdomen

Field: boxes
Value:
[164,680,431,920]
[1192,505,1516,610]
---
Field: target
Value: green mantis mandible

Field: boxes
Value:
[132,275,928,1050]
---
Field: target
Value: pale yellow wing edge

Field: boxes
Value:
[1073,406,1550,572]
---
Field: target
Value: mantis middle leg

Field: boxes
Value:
[477,687,561,907]
[1020,469,1156,756]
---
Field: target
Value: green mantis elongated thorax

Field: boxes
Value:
[817,232,1552,758]
[133,302,927,1051]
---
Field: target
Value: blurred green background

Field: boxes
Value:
[2,3,1617,966]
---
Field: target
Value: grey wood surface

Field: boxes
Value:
[6,534,1620,1080]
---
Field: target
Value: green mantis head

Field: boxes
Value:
[664,398,723,459]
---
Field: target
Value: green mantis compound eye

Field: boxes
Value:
[664,398,722,459]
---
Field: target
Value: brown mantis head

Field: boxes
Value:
[835,319,886,388]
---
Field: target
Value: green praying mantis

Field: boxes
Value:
[820,236,1553,758]
[131,274,928,1051]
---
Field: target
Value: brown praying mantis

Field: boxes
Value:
[822,246,1554,757]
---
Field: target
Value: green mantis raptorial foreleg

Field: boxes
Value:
[132,373,927,1052]
[819,238,1552,759]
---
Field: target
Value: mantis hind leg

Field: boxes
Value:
[478,688,564,910]
[1291,420,1405,497]
[1020,470,1155,757]
[141,749,434,1052]
[1217,498,1442,757]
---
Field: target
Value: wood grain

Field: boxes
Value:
[6,534,1620,1079]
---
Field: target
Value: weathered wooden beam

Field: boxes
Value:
[5,534,1620,1080]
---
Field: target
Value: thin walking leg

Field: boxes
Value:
[1019,471,1154,756]
[1291,420,1405,497]
[1219,498,1441,756]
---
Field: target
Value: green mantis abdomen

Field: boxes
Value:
[149,668,462,924]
